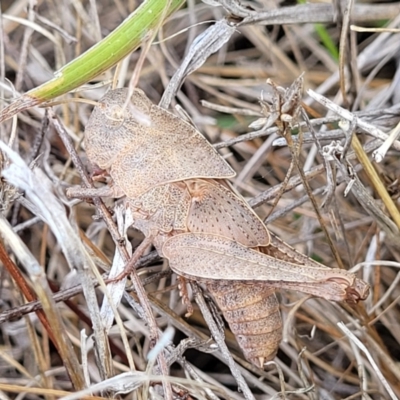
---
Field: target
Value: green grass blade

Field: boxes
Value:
[0,0,185,123]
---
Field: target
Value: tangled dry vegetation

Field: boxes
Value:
[1,0,400,399]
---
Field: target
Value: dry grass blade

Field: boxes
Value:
[1,0,400,399]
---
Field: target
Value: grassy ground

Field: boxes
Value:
[1,0,400,399]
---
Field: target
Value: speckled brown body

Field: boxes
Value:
[206,281,282,364]
[128,176,283,366]
[76,88,369,368]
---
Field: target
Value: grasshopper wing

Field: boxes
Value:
[185,179,270,247]
[85,89,235,198]
[162,233,369,303]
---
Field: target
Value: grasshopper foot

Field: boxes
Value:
[177,276,194,317]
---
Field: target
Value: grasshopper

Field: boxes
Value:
[68,88,369,368]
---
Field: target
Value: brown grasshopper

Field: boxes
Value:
[68,88,369,368]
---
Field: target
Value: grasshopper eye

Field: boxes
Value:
[106,104,125,123]
[104,102,151,128]
[101,103,129,130]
